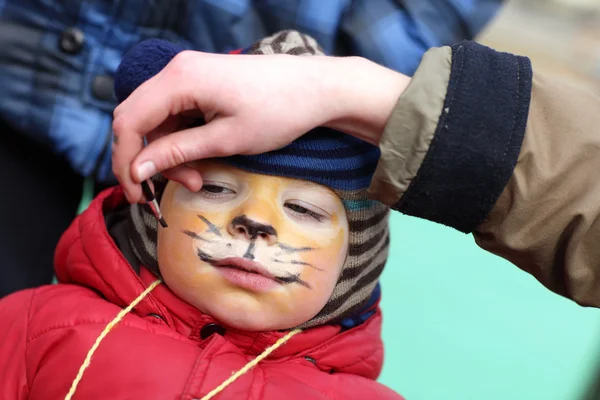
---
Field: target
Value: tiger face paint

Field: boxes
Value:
[157,160,349,331]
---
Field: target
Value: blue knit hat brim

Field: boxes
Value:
[222,129,380,192]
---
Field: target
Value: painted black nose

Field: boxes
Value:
[228,215,277,245]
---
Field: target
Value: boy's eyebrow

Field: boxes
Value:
[288,179,318,188]
[288,179,336,196]
[286,179,342,212]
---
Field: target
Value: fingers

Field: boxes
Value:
[111,126,144,203]
[146,115,183,144]
[131,117,240,182]
[148,113,206,192]
[112,52,201,201]
[113,52,197,138]
[113,113,180,203]
[161,164,204,192]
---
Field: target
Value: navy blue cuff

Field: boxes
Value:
[395,41,532,233]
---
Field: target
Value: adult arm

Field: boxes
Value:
[112,37,600,306]
[370,41,600,306]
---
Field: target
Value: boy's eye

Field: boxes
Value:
[202,184,233,194]
[284,202,326,223]
[199,183,236,199]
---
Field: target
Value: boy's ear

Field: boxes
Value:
[114,38,183,103]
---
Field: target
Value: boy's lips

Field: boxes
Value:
[212,257,275,279]
[209,257,280,291]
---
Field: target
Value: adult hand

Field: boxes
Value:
[112,50,410,203]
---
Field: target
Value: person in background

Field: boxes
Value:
[0,0,503,297]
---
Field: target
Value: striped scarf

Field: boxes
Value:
[123,31,390,328]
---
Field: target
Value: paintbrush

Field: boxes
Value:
[141,180,168,228]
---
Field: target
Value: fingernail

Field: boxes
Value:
[137,161,156,181]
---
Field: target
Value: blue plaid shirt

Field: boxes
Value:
[0,0,501,183]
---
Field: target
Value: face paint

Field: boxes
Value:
[157,160,349,331]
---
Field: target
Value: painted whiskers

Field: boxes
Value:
[183,214,319,289]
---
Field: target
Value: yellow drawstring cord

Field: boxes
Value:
[65,279,302,400]
[65,279,162,400]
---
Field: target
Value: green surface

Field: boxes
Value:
[77,177,95,215]
[378,213,600,399]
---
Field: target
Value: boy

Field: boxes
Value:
[0,33,401,399]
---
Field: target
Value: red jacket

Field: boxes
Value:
[0,188,402,400]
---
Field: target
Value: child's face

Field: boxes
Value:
[157,160,349,331]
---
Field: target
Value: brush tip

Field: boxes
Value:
[159,217,168,228]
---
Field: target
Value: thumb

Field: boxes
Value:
[131,118,241,182]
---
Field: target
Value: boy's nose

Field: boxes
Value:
[228,215,278,245]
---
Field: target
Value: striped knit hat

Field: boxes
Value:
[115,31,390,328]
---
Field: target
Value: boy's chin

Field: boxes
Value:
[200,300,313,332]
[164,278,328,331]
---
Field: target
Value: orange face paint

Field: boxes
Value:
[157,160,348,331]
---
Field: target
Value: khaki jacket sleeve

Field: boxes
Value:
[475,74,600,305]
[369,41,600,306]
